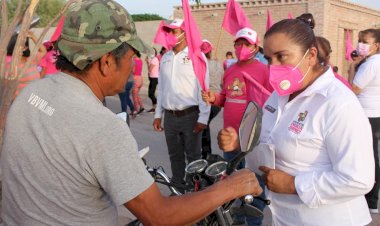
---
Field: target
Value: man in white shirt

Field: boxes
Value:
[153,19,210,185]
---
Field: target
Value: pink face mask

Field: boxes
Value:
[269,50,310,96]
[356,42,371,57]
[166,32,184,50]
[235,45,254,61]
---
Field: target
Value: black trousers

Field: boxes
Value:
[148,77,158,105]
[201,106,221,159]
[366,117,380,209]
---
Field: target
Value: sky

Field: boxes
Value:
[116,0,380,19]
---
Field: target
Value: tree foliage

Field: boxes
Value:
[192,0,201,6]
[131,14,164,22]
[4,0,65,27]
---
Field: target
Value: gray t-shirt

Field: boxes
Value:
[1,72,153,226]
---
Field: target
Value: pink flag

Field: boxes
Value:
[50,16,65,42]
[266,9,273,31]
[242,72,272,107]
[182,0,207,90]
[345,30,354,61]
[222,0,252,36]
[288,12,294,19]
[153,21,169,50]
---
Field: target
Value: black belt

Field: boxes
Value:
[165,106,199,117]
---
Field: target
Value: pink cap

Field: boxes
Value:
[163,19,184,30]
[234,27,259,45]
[200,39,213,54]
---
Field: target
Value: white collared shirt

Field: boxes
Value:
[248,68,374,226]
[154,47,210,124]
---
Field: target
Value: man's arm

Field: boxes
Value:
[125,169,262,226]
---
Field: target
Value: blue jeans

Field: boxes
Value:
[224,150,266,226]
[118,81,134,113]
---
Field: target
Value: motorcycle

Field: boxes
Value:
[127,102,270,226]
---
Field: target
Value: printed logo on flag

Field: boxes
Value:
[288,110,308,134]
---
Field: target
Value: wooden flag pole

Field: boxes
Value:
[213,26,224,60]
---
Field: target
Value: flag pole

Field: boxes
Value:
[213,26,223,60]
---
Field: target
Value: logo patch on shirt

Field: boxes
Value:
[264,104,276,113]
[288,110,308,134]
[183,56,190,64]
[227,77,245,97]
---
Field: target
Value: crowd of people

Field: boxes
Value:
[2,0,380,225]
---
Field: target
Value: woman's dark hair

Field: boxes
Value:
[360,29,380,43]
[152,47,157,56]
[159,47,167,55]
[296,13,315,29]
[135,51,141,58]
[205,52,211,59]
[226,51,233,57]
[7,34,29,56]
[265,18,316,53]
[56,42,131,75]
[315,36,332,66]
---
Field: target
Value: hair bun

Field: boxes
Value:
[296,13,315,29]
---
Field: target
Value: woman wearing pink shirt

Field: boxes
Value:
[203,28,273,134]
[132,51,144,114]
[146,48,159,112]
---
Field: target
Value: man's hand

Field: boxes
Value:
[217,127,239,152]
[223,169,263,198]
[259,166,296,194]
[201,90,216,103]
[153,118,163,132]
[193,123,206,133]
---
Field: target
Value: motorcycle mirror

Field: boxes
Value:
[239,101,262,153]
[226,101,262,175]
[15,15,41,34]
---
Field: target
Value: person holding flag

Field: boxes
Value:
[153,18,210,186]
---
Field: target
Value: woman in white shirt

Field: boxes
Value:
[218,18,375,226]
[349,29,380,214]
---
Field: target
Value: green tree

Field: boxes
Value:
[4,0,65,27]
[131,13,164,22]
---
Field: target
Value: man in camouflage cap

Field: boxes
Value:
[1,0,262,225]
[58,0,152,70]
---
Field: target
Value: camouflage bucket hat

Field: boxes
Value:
[58,0,152,70]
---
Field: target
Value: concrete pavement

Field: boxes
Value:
[105,90,380,226]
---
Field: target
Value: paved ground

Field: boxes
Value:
[104,87,380,226]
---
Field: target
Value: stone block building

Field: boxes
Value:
[174,0,380,77]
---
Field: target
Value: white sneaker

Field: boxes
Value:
[369,208,379,214]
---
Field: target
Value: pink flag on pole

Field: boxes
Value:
[266,9,273,31]
[345,30,354,61]
[242,72,272,107]
[222,0,252,36]
[182,0,207,90]
[153,21,169,50]
[50,16,65,42]
[288,12,294,19]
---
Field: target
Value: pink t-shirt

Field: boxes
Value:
[40,50,59,75]
[148,57,159,78]
[214,60,273,132]
[133,57,143,76]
